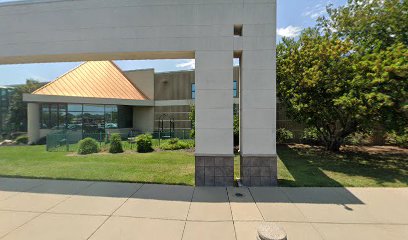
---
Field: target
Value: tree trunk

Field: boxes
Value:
[326,138,342,152]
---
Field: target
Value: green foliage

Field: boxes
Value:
[277,0,408,151]
[319,0,408,49]
[233,114,239,146]
[276,128,294,144]
[136,134,154,153]
[344,132,373,146]
[301,127,321,145]
[6,80,43,132]
[386,129,408,148]
[78,138,100,155]
[189,105,195,138]
[160,138,190,150]
[15,135,28,145]
[109,133,124,154]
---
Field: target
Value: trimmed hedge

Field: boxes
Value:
[78,138,100,155]
[109,133,124,153]
[136,134,154,153]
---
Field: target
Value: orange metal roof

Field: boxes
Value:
[33,61,148,100]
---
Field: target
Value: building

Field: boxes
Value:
[1,0,276,186]
[23,60,240,142]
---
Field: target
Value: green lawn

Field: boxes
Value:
[0,144,406,187]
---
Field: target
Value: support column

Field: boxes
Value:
[27,102,40,144]
[195,51,234,186]
[240,21,277,186]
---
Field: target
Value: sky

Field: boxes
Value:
[0,0,346,86]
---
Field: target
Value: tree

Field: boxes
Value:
[319,0,408,50]
[278,29,361,151]
[278,0,408,151]
[6,79,43,132]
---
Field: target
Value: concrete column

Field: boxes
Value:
[27,102,40,144]
[240,20,277,185]
[195,51,234,186]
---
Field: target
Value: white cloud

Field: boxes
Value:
[277,25,303,38]
[176,59,195,69]
[303,2,326,19]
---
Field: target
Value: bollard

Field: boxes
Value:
[257,223,287,240]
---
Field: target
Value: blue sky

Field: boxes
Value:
[0,0,346,85]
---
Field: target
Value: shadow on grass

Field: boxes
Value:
[278,144,408,187]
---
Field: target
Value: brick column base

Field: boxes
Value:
[240,155,278,186]
[195,155,234,186]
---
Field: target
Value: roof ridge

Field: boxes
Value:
[109,61,150,100]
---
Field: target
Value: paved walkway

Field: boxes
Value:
[0,178,407,240]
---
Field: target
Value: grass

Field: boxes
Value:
[0,144,406,187]
[278,144,408,187]
[0,145,195,185]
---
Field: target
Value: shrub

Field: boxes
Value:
[136,134,154,153]
[109,133,124,153]
[233,115,239,146]
[78,138,100,155]
[160,138,190,150]
[190,129,195,139]
[276,128,293,144]
[344,132,373,145]
[386,130,408,148]
[15,135,28,144]
[301,127,321,145]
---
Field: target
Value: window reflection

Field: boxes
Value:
[40,103,124,132]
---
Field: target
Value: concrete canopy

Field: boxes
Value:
[0,0,277,186]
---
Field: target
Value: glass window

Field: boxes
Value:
[191,83,195,99]
[83,104,104,112]
[83,111,105,133]
[233,80,238,97]
[68,104,82,112]
[118,106,132,128]
[105,105,118,129]
[41,104,50,129]
[66,111,82,131]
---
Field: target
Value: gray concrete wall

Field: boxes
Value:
[27,103,40,143]
[155,71,195,101]
[133,106,154,132]
[124,69,155,100]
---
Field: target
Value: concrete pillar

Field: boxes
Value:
[240,20,277,185]
[27,102,40,144]
[195,51,234,186]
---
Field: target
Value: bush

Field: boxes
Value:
[344,132,373,145]
[109,133,124,153]
[276,128,293,144]
[233,115,239,146]
[386,130,408,148]
[136,134,154,153]
[160,138,190,150]
[301,127,321,145]
[78,138,100,155]
[15,135,28,144]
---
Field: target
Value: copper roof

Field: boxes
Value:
[33,61,148,100]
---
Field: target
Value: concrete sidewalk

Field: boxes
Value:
[0,178,407,240]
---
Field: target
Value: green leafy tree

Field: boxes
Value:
[6,79,43,132]
[278,0,408,151]
[319,0,408,50]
